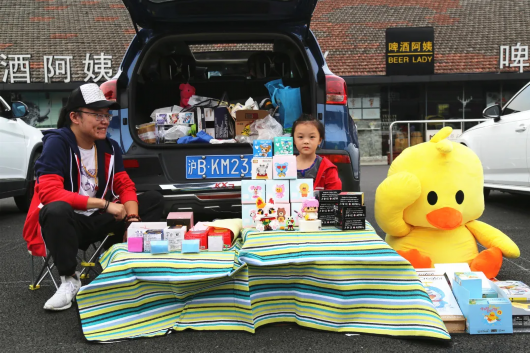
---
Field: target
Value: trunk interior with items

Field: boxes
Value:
[130,34,313,145]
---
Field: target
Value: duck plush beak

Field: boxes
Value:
[426,207,462,230]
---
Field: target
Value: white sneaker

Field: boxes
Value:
[43,272,82,311]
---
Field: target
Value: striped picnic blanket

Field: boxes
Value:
[77,223,450,342]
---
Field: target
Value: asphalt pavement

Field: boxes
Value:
[2,165,530,352]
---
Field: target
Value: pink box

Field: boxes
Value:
[273,155,297,180]
[128,237,143,252]
[167,212,194,229]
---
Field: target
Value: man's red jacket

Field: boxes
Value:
[23,127,137,257]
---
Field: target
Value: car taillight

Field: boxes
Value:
[123,159,139,168]
[320,154,351,164]
[100,79,117,102]
[326,75,347,105]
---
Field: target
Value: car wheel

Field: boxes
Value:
[483,187,491,200]
[14,151,40,212]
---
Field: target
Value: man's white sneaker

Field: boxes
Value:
[43,272,82,311]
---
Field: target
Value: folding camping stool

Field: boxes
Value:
[29,232,115,290]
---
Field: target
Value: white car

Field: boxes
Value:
[0,96,43,211]
[458,81,530,198]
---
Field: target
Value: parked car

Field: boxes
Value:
[458,81,530,198]
[0,95,43,211]
[100,0,360,219]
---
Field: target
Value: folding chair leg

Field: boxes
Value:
[29,254,58,290]
[79,233,112,279]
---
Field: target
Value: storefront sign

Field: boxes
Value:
[386,27,435,75]
[0,53,113,83]
[499,43,529,73]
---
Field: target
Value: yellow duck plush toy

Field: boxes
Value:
[375,127,520,279]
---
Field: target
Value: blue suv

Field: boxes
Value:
[102,0,360,219]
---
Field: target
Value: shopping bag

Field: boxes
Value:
[265,79,302,132]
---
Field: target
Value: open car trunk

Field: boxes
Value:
[129,33,315,148]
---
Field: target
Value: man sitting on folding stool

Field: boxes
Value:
[22,83,164,311]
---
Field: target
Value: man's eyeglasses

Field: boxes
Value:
[75,110,113,122]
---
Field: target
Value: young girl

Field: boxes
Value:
[292,114,342,190]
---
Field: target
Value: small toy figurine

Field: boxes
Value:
[255,197,280,232]
[302,197,319,221]
[277,207,286,224]
[179,83,195,108]
[285,217,295,231]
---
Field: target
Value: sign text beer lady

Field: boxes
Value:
[386,27,435,76]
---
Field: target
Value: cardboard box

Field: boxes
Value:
[290,179,314,203]
[265,180,290,204]
[335,206,366,220]
[253,139,273,157]
[235,110,268,136]
[252,158,273,180]
[273,136,294,155]
[314,190,341,203]
[338,192,364,207]
[208,227,233,250]
[208,236,224,252]
[163,225,187,252]
[318,203,336,215]
[126,222,167,253]
[184,229,209,250]
[150,240,169,254]
[127,236,143,253]
[241,180,266,204]
[167,212,194,229]
[299,219,322,232]
[335,217,366,230]
[214,107,235,139]
[319,214,335,226]
[143,230,163,253]
[455,272,483,299]
[242,204,257,228]
[273,155,297,180]
[182,239,200,253]
[156,113,170,125]
[453,279,513,334]
[170,112,195,125]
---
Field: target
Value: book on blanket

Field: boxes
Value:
[417,270,466,333]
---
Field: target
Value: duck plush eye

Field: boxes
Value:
[427,191,438,205]
[456,190,464,204]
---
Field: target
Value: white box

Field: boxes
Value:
[126,222,167,253]
[251,157,273,180]
[164,225,187,252]
[208,236,224,252]
[299,219,322,232]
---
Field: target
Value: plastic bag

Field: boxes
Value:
[187,95,228,108]
[164,124,191,141]
[250,115,283,140]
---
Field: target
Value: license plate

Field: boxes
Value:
[186,154,253,179]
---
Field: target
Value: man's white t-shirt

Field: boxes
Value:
[75,145,99,216]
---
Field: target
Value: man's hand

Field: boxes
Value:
[106,202,126,220]
[123,218,139,242]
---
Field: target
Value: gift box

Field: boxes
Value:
[127,236,143,253]
[208,227,233,250]
[171,112,195,125]
[318,203,336,215]
[253,139,273,158]
[252,158,273,180]
[126,222,167,253]
[156,113,171,125]
[273,155,297,180]
[299,219,322,232]
[143,229,163,253]
[208,236,224,252]
[291,202,303,226]
[314,190,341,203]
[338,192,364,207]
[163,225,187,252]
[455,272,483,299]
[150,240,169,254]
[242,204,258,228]
[167,212,194,229]
[235,110,268,136]
[290,179,314,203]
[214,107,234,139]
[184,228,209,250]
[335,218,366,230]
[182,239,200,253]
[241,180,266,204]
[273,136,294,155]
[319,214,336,226]
[265,180,290,203]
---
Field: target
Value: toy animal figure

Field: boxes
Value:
[256,164,269,179]
[260,144,272,157]
[275,184,285,199]
[277,208,286,223]
[299,183,309,197]
[375,127,520,279]
[302,197,319,221]
[249,185,262,199]
[275,163,288,178]
[179,83,195,108]
[285,217,295,231]
[255,197,280,232]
